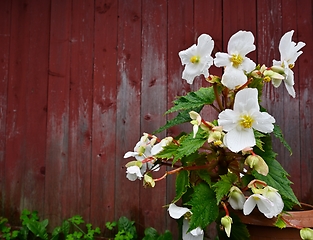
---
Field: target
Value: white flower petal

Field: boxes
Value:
[221,67,248,89]
[126,166,143,181]
[182,219,204,240]
[168,204,190,219]
[214,52,231,67]
[223,128,255,153]
[252,112,275,133]
[197,34,214,56]
[240,56,256,72]
[243,196,257,215]
[218,109,238,132]
[227,30,256,55]
[124,151,136,158]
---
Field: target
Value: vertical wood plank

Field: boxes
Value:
[67,0,94,221]
[193,1,223,121]
[297,0,313,204]
[21,0,50,217]
[167,1,194,236]
[279,0,302,199]
[5,0,31,223]
[5,0,49,223]
[45,0,71,228]
[91,0,118,229]
[115,0,142,225]
[0,0,11,214]
[140,0,168,233]
[256,0,286,195]
[222,0,257,61]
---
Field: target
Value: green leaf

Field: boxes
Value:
[68,215,84,225]
[157,230,172,240]
[274,215,287,229]
[196,169,212,185]
[154,107,202,134]
[212,172,238,204]
[26,219,49,240]
[173,170,189,203]
[117,216,137,240]
[273,124,292,155]
[187,183,219,230]
[173,132,208,164]
[166,87,218,114]
[143,227,159,239]
[155,143,179,160]
[105,221,117,230]
[253,135,300,209]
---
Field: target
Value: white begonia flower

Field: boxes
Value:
[243,193,275,217]
[151,137,173,156]
[124,133,154,161]
[126,165,143,181]
[214,30,256,89]
[168,204,204,240]
[179,34,214,84]
[217,88,275,152]
[272,30,306,98]
[189,111,202,138]
[260,186,284,218]
[228,186,246,210]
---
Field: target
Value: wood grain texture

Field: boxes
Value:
[90,0,118,229]
[0,0,11,216]
[114,0,142,226]
[45,0,72,228]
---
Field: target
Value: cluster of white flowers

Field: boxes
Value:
[124,30,306,239]
[124,133,173,186]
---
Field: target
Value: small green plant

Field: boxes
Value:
[0,217,19,240]
[0,210,172,240]
[20,209,49,240]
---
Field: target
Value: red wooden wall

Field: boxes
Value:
[0,0,312,236]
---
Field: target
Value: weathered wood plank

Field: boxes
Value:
[66,0,94,221]
[296,0,313,204]
[21,0,50,218]
[45,0,72,228]
[115,0,142,225]
[140,0,168,234]
[4,0,49,224]
[91,0,118,230]
[279,0,302,199]
[166,1,194,236]
[0,0,11,215]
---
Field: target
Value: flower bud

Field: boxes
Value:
[143,174,155,188]
[206,75,221,84]
[228,186,246,210]
[270,65,285,74]
[221,215,233,237]
[245,155,269,176]
[300,228,313,240]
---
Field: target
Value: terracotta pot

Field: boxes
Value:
[235,203,313,240]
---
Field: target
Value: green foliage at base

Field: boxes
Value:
[0,210,172,240]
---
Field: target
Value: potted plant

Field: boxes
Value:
[123,30,313,239]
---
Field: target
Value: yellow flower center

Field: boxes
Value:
[288,63,294,69]
[190,56,200,64]
[231,54,243,68]
[263,76,271,82]
[239,115,254,129]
